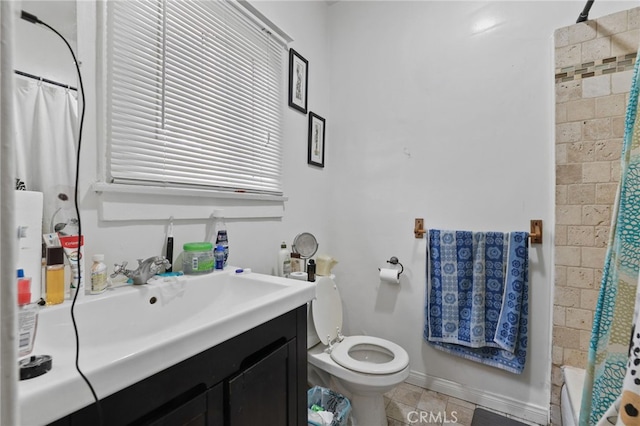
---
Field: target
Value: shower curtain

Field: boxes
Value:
[13,76,78,233]
[580,56,640,426]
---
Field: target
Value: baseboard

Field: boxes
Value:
[406,370,549,425]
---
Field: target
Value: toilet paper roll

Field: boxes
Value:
[379,268,400,284]
[290,271,308,281]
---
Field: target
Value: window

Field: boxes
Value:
[106,0,285,196]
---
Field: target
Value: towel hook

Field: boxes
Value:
[530,219,543,244]
[414,218,426,239]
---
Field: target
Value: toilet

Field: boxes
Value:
[307,276,410,426]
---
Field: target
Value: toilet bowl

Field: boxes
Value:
[307,276,410,426]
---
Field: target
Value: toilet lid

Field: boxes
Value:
[330,335,410,375]
[312,276,343,345]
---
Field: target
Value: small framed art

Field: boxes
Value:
[288,48,308,114]
[308,112,325,168]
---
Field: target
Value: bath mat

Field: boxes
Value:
[471,408,528,426]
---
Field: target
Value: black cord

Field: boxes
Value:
[29,13,105,426]
[576,0,595,23]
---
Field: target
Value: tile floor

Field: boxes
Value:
[384,382,542,426]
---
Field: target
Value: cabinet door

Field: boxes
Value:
[227,340,296,426]
[207,382,224,425]
[142,384,224,426]
[146,390,208,426]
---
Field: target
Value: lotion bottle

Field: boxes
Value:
[278,242,291,278]
[90,254,108,294]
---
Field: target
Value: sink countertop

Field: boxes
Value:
[18,269,316,425]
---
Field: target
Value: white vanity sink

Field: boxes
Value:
[19,269,316,425]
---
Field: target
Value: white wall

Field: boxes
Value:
[12,0,640,423]
[325,1,636,423]
[15,0,77,86]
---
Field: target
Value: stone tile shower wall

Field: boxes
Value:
[553,8,639,426]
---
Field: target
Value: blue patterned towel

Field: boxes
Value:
[423,230,529,374]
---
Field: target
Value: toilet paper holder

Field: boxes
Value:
[379,256,404,277]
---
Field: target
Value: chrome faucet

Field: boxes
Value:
[111,256,172,285]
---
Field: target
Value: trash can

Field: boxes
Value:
[307,385,351,426]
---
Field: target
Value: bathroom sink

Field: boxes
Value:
[38,270,299,347]
[19,269,316,425]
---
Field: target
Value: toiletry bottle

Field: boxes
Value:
[45,247,65,305]
[17,269,31,306]
[17,270,38,358]
[41,242,46,303]
[278,242,291,278]
[90,254,108,294]
[307,259,316,282]
[215,216,229,267]
[214,244,225,270]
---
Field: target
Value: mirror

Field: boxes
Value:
[14,1,79,234]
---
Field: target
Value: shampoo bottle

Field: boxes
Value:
[278,242,291,278]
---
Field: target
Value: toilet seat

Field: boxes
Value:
[312,277,343,346]
[312,277,409,375]
[330,335,409,374]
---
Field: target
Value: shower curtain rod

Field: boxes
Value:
[14,69,77,91]
[577,0,594,23]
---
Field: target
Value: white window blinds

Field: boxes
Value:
[107,0,284,195]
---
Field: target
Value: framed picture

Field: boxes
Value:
[308,112,325,168]
[288,48,308,113]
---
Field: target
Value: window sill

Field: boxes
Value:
[92,183,287,221]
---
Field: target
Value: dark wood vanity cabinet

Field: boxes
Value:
[49,306,307,426]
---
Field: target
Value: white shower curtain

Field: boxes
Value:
[14,76,78,233]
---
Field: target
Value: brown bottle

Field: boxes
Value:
[307,259,316,282]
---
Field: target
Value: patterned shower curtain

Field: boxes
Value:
[580,56,640,425]
[596,283,640,425]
